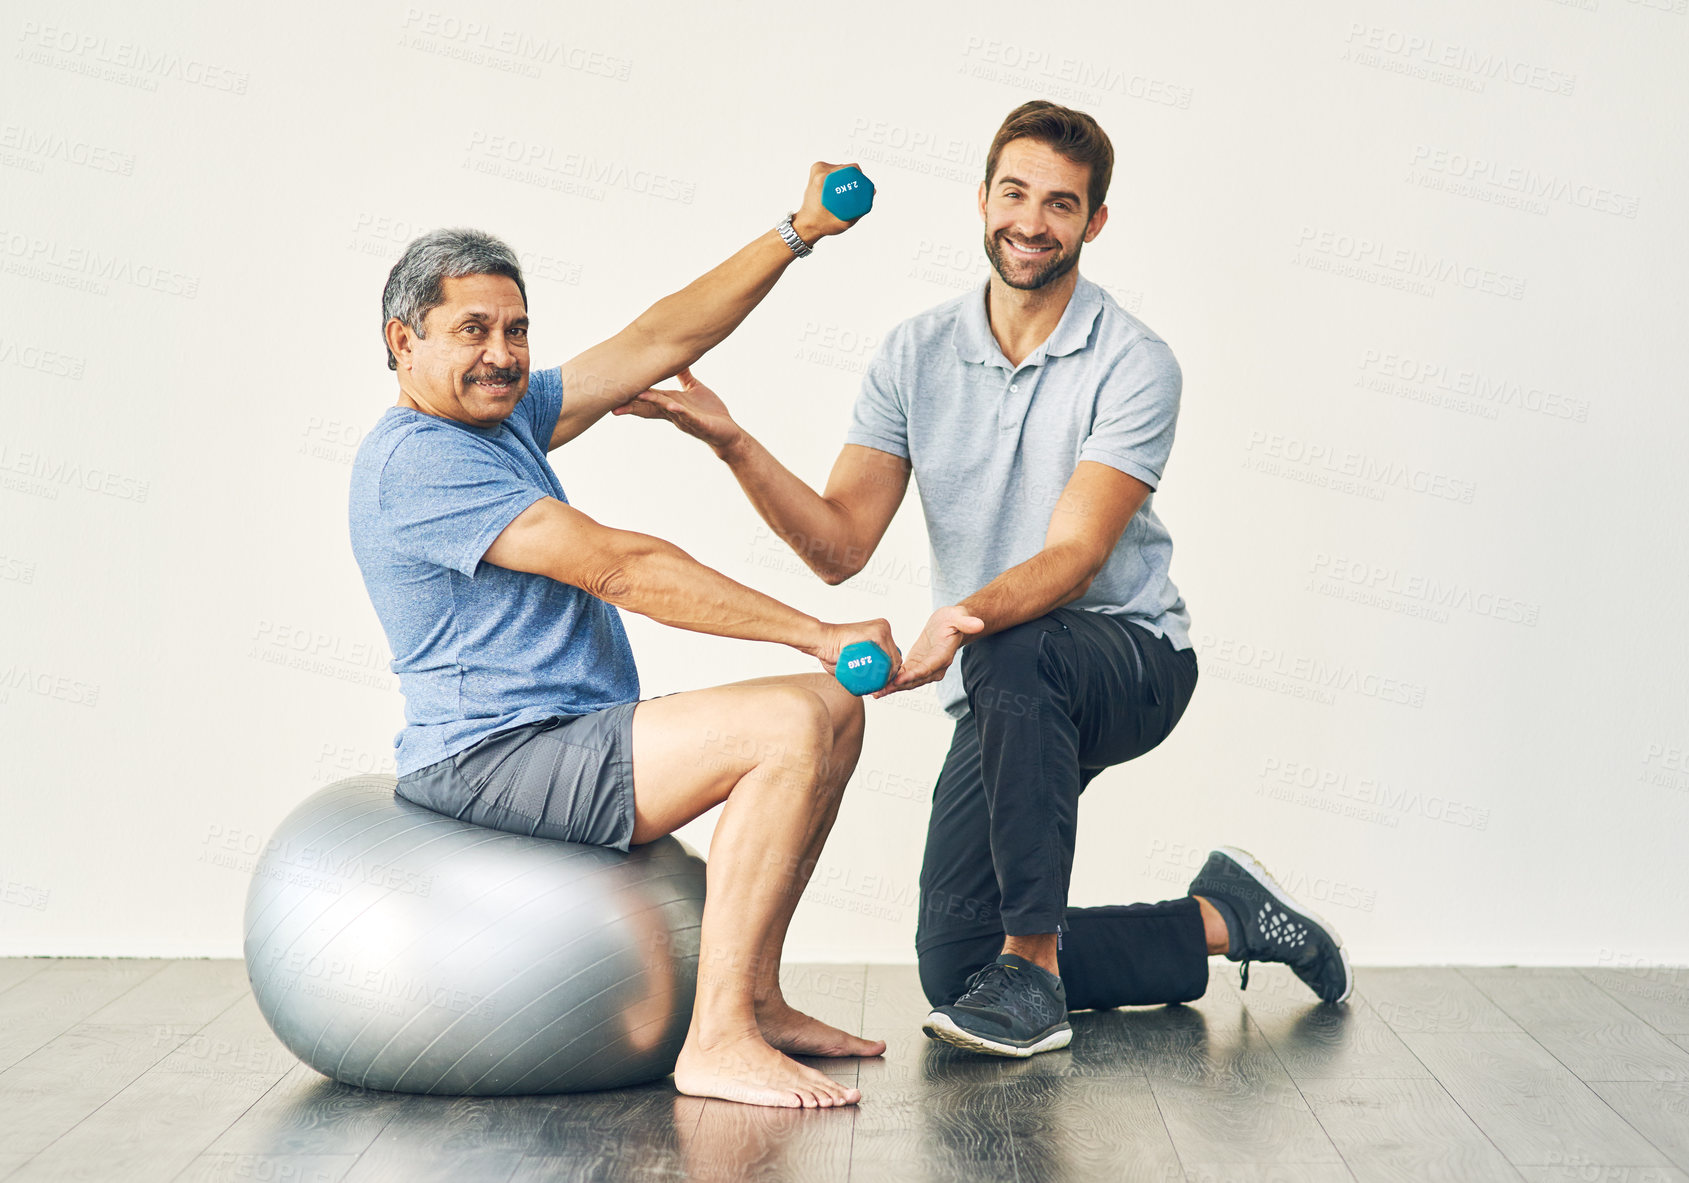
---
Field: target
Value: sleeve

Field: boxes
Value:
[1078,338,1182,490]
[511,366,564,448]
[842,337,910,459]
[377,428,549,578]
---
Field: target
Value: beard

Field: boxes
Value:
[983,230,1081,291]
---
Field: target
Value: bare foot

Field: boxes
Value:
[674,1030,863,1108]
[756,999,887,1059]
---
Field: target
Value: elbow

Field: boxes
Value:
[588,564,635,605]
[815,548,869,587]
[804,528,869,586]
[582,535,660,604]
[1069,556,1106,601]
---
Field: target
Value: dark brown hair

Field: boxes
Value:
[983,100,1114,218]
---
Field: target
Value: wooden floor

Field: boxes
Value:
[1,959,1687,1182]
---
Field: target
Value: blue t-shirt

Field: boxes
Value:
[348,367,640,777]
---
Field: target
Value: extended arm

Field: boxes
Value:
[480,496,900,673]
[613,370,911,584]
[548,162,865,450]
[960,461,1150,631]
[878,461,1150,695]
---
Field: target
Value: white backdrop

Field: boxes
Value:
[2,0,1684,965]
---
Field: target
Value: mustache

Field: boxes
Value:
[998,233,1059,251]
[467,367,523,384]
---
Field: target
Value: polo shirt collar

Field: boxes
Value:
[954,273,1105,368]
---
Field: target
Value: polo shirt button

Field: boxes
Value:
[1010,383,1019,392]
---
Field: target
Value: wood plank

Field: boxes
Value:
[1105,971,1344,1166]
[1182,1167,1357,1182]
[855,1024,1050,1090]
[1461,969,1689,1082]
[1583,968,1689,1036]
[1349,968,1521,1035]
[0,1024,213,1157]
[172,1154,361,1183]
[862,962,929,1030]
[339,1091,561,1182]
[82,960,251,1030]
[0,961,279,1159]
[1150,1072,1345,1166]
[676,1096,853,1182]
[852,1019,1019,1183]
[201,1063,406,1157]
[1587,1082,1689,1170]
[0,959,170,1072]
[850,1128,1019,1183]
[1299,1077,1524,1182]
[851,1076,1016,1183]
[6,1065,284,1182]
[1401,1032,1673,1167]
[510,1087,700,1181]
[0,961,50,999]
[1513,1166,1689,1183]
[1220,971,1430,1080]
[6,994,294,1183]
[996,1073,1184,1182]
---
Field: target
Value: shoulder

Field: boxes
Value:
[528,366,562,399]
[358,414,475,492]
[1089,286,1180,385]
[875,288,977,367]
[1090,281,1174,358]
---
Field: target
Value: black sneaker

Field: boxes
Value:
[1187,846,1354,1004]
[921,953,1072,1057]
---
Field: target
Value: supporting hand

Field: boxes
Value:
[873,606,985,698]
[612,367,744,457]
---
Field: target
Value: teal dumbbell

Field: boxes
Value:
[822,166,875,222]
[836,641,892,695]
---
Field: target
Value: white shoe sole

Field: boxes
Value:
[921,1011,1072,1058]
[1215,844,1355,1004]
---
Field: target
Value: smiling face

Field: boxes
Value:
[978,137,1108,291]
[388,273,530,426]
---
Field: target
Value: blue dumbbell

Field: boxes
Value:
[822,166,875,222]
[836,641,892,696]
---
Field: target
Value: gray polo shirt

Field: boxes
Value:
[845,273,1192,720]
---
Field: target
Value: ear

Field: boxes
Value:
[384,317,414,371]
[1083,202,1109,244]
[977,180,988,223]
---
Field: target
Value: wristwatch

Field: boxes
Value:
[776,212,813,258]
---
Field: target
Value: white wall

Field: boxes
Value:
[2,0,1684,966]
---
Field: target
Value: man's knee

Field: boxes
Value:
[917,933,1002,1008]
[821,677,866,748]
[757,684,834,764]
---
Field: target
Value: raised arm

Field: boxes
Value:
[612,369,911,584]
[480,495,900,675]
[548,162,866,451]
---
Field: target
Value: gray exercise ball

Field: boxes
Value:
[242,775,706,1095]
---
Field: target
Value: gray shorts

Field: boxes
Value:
[393,702,639,851]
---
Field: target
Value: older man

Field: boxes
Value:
[348,163,896,1108]
[620,104,1354,1059]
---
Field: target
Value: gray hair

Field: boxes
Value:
[381,228,528,370]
